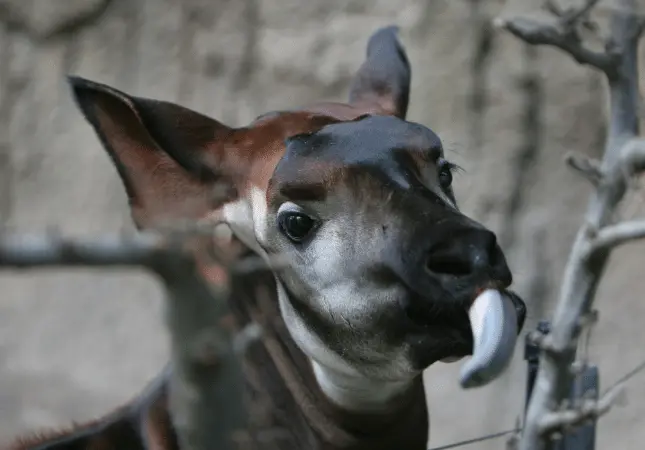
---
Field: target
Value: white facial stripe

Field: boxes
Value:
[250,185,269,242]
[222,185,271,258]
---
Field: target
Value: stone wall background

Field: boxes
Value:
[0,0,644,448]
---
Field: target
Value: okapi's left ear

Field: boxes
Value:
[68,76,236,228]
[348,25,411,119]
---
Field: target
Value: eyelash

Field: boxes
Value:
[439,159,463,174]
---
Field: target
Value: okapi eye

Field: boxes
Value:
[278,211,317,243]
[438,160,453,189]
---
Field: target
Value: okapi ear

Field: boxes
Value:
[68,76,235,228]
[348,26,411,119]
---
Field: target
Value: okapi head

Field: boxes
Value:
[69,26,525,415]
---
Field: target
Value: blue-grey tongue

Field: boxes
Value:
[459,289,518,388]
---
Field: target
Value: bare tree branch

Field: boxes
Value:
[493,15,617,74]
[561,0,601,27]
[543,0,565,17]
[0,231,284,274]
[587,219,645,253]
[543,0,601,24]
[538,382,623,433]
[0,230,266,450]
[0,231,178,267]
[498,1,645,450]
[564,152,603,185]
[620,137,645,174]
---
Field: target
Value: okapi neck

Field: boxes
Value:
[234,266,430,450]
[309,376,430,450]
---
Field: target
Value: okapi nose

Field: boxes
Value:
[425,228,510,282]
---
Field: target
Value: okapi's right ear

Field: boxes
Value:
[68,76,235,228]
[348,26,411,119]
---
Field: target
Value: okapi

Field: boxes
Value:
[5,26,526,450]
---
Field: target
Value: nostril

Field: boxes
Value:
[424,229,501,278]
[425,254,473,277]
[470,230,498,269]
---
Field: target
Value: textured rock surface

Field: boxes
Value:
[1,0,644,448]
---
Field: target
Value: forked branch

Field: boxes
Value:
[494,0,619,75]
[538,382,624,434]
[494,16,616,74]
[587,218,645,253]
[497,1,645,450]
[0,230,266,450]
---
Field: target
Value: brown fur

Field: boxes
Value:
[5,373,177,450]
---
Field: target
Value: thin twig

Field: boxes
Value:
[587,219,645,253]
[563,0,602,26]
[564,152,603,185]
[608,356,645,388]
[543,0,564,17]
[538,383,623,433]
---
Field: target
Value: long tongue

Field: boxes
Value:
[459,289,518,388]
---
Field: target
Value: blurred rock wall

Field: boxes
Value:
[0,0,644,448]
